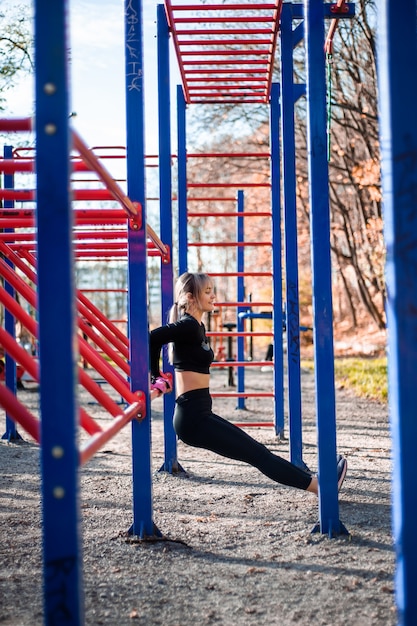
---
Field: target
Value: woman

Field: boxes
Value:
[150,272,347,496]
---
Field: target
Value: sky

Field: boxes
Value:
[4,0,181,157]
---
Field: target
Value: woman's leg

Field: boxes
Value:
[174,389,313,491]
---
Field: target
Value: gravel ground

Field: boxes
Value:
[0,366,396,625]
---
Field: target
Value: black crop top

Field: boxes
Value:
[149,313,214,378]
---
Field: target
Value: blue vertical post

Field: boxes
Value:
[157,3,179,473]
[304,0,345,535]
[125,0,157,538]
[280,5,304,469]
[377,2,417,622]
[269,83,285,438]
[177,86,188,275]
[35,0,83,622]
[2,145,22,441]
[236,190,246,410]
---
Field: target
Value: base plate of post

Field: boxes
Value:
[311,519,350,538]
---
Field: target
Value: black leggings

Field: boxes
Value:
[173,388,312,490]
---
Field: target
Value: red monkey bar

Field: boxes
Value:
[164,0,283,104]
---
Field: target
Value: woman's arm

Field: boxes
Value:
[149,325,174,378]
[149,317,197,378]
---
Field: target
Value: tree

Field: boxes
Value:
[185,0,383,334]
[0,4,34,111]
[328,0,384,329]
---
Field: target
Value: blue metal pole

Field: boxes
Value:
[157,3,179,473]
[35,0,83,622]
[269,83,285,439]
[280,5,304,469]
[2,145,22,441]
[236,190,246,410]
[377,2,417,622]
[177,86,188,275]
[304,0,345,535]
[125,0,157,538]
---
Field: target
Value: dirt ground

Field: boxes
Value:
[0,364,396,626]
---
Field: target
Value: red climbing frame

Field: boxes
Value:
[165,0,283,104]
[0,123,170,457]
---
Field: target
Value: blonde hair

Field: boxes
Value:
[168,272,213,323]
[167,272,213,363]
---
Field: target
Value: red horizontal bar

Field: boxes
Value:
[179,38,272,46]
[0,158,110,174]
[188,212,272,217]
[0,232,35,242]
[187,152,270,158]
[187,196,260,204]
[7,241,124,260]
[0,208,127,218]
[181,49,270,56]
[174,16,274,23]
[74,242,128,250]
[0,150,267,162]
[0,189,34,201]
[72,230,128,240]
[0,188,131,201]
[185,82,268,91]
[0,159,34,173]
[0,214,128,230]
[182,58,268,65]
[73,251,127,258]
[0,217,167,259]
[74,251,126,258]
[0,117,32,131]
[188,182,270,188]
[0,218,127,229]
[188,92,266,99]
[188,84,266,91]
[187,197,237,202]
[184,68,266,74]
[191,99,267,104]
[187,77,266,84]
[184,67,265,76]
[188,93,266,99]
[188,241,272,247]
[8,146,108,160]
[170,3,277,11]
[176,28,273,36]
